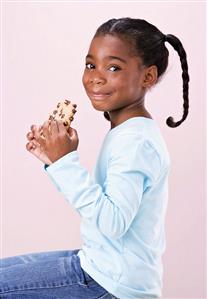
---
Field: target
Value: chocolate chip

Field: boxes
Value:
[69,116,74,121]
[57,103,61,108]
[61,114,65,119]
[64,100,70,105]
[53,110,58,114]
[63,121,68,126]
[73,104,77,108]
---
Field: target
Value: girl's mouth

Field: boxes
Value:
[88,92,112,100]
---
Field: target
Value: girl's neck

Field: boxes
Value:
[109,106,153,130]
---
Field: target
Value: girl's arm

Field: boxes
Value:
[44,134,162,240]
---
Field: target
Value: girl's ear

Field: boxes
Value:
[142,65,158,88]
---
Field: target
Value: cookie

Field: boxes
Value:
[48,99,77,129]
[40,99,77,138]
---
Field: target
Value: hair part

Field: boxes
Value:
[94,17,190,128]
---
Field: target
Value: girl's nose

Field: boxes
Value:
[90,76,106,84]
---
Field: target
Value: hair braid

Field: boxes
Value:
[103,111,110,121]
[164,34,190,127]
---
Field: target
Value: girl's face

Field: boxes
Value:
[82,34,147,115]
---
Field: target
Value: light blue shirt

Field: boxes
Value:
[44,117,171,299]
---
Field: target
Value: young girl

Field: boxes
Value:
[0,17,189,299]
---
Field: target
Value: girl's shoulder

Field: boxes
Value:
[106,123,171,179]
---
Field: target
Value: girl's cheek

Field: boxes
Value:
[81,74,85,85]
[82,72,88,87]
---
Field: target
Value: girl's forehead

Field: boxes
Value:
[88,34,135,59]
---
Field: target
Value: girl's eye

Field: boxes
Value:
[85,63,94,69]
[109,65,121,72]
[85,63,121,72]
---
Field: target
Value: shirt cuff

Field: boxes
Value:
[44,150,79,172]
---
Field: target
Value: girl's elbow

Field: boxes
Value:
[98,213,127,239]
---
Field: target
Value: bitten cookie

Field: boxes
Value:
[40,99,77,138]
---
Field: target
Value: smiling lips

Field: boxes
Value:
[89,91,112,99]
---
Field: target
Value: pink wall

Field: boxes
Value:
[1,2,206,298]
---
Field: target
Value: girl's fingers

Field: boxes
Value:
[30,124,37,132]
[30,124,42,136]
[26,138,42,151]
[32,125,45,146]
[30,125,38,138]
[57,120,67,135]
[50,119,59,135]
[26,132,34,140]
[42,121,51,140]
[67,126,77,139]
[26,141,36,151]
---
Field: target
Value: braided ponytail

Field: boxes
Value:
[164,34,190,128]
[103,111,110,121]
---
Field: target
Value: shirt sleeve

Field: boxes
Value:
[44,135,161,239]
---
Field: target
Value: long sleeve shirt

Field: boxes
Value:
[44,116,171,299]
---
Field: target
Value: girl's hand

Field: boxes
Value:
[34,119,79,163]
[26,124,53,165]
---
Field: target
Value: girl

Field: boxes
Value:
[0,17,189,299]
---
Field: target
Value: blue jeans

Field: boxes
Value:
[0,249,118,298]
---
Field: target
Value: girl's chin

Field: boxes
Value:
[90,102,106,111]
[88,94,114,112]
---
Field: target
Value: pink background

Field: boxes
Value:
[1,1,206,298]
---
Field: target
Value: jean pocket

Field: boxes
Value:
[73,254,92,287]
[81,268,94,283]
[97,292,119,299]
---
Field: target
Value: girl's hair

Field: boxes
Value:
[93,18,190,128]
